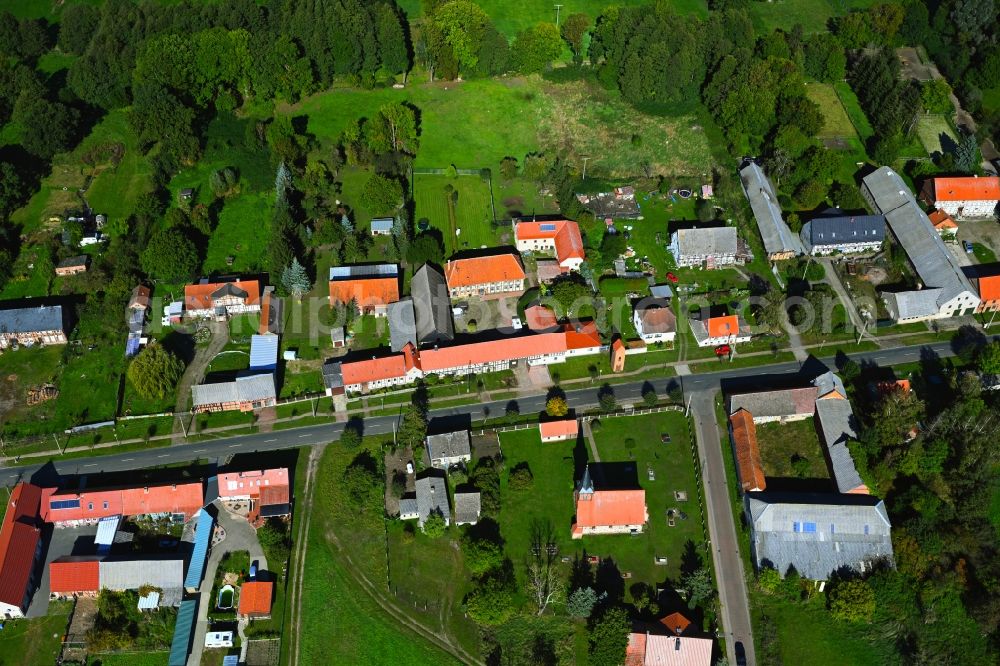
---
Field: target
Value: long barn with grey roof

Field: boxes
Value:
[800,207,885,255]
[862,167,980,322]
[192,373,277,413]
[668,227,744,268]
[745,492,893,580]
[739,160,803,260]
[0,303,68,349]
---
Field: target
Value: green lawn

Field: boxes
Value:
[299,441,461,664]
[749,0,880,34]
[806,83,858,140]
[87,652,169,666]
[493,176,560,219]
[413,173,496,254]
[397,0,708,39]
[499,410,706,587]
[298,75,711,178]
[834,81,875,143]
[0,600,71,666]
[201,191,273,273]
[753,593,895,666]
[973,242,998,265]
[916,114,958,156]
[755,417,831,481]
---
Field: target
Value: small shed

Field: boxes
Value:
[94,515,121,555]
[331,326,346,347]
[249,334,279,372]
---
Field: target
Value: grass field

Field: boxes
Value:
[201,191,273,273]
[397,0,708,38]
[806,83,857,140]
[753,593,894,666]
[755,417,831,481]
[499,410,705,587]
[413,173,496,253]
[0,600,71,666]
[492,176,561,218]
[299,441,461,664]
[834,81,875,143]
[915,114,959,156]
[87,651,169,666]
[296,76,711,178]
[749,0,879,34]
[10,109,152,235]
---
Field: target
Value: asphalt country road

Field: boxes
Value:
[0,338,966,486]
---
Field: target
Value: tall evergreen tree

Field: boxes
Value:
[281,257,311,298]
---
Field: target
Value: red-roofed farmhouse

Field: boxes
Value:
[0,483,43,618]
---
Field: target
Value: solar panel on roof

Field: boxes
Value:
[540,223,556,231]
[51,499,81,510]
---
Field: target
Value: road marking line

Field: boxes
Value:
[298,434,309,438]
[122,458,134,462]
[228,444,240,448]
[194,449,206,453]
[157,454,169,458]
[83,464,96,467]
[265,438,277,442]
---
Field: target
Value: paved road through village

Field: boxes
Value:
[0,336,982,664]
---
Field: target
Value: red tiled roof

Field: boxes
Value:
[129,286,151,309]
[637,304,677,334]
[539,418,578,439]
[730,409,766,493]
[446,254,525,288]
[575,489,647,529]
[707,315,739,339]
[563,321,602,350]
[328,277,399,309]
[49,557,100,594]
[341,353,412,386]
[525,305,559,331]
[419,333,567,372]
[185,279,260,310]
[875,379,911,394]
[41,482,203,523]
[259,484,290,506]
[932,176,1000,202]
[258,291,272,334]
[627,631,714,666]
[218,468,289,499]
[928,209,957,229]
[516,220,585,265]
[0,483,43,610]
[660,612,692,635]
[979,275,1000,302]
[239,581,273,616]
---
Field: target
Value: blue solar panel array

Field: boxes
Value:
[540,223,556,231]
[50,499,81,510]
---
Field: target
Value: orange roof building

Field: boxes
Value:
[924,176,1000,218]
[690,313,751,347]
[184,278,261,318]
[873,379,912,395]
[0,483,43,618]
[514,220,585,271]
[446,254,526,297]
[928,209,958,233]
[238,580,274,618]
[729,409,766,493]
[338,324,603,394]
[41,482,204,525]
[524,305,559,332]
[539,417,578,442]
[660,612,693,636]
[572,466,648,538]
[977,274,1000,312]
[625,631,713,666]
[328,264,400,316]
[49,557,101,596]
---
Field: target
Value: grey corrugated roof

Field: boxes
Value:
[249,334,279,370]
[649,284,673,299]
[672,227,737,258]
[454,491,481,524]
[399,497,418,516]
[739,161,803,257]
[727,387,817,420]
[864,168,977,309]
[321,361,343,391]
[191,373,276,407]
[411,264,454,344]
[883,289,943,320]
[746,492,892,580]
[388,299,417,352]
[814,399,865,493]
[329,264,398,280]
[0,304,64,334]
[371,218,394,232]
[168,599,197,665]
[57,255,89,268]
[811,371,846,398]
[415,475,450,526]
[427,431,471,462]
[100,559,184,592]
[183,509,214,589]
[806,208,885,246]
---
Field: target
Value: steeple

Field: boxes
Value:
[579,465,594,495]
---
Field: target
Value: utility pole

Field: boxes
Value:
[554,4,563,27]
[582,155,590,180]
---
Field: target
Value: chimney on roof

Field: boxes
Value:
[675,637,681,651]
[144,487,149,493]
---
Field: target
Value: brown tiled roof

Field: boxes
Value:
[446,254,525,288]
[730,409,766,492]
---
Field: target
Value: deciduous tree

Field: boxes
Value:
[140,228,200,282]
[127,343,184,400]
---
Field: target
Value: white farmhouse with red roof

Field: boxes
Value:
[922,175,1000,219]
[514,220,585,272]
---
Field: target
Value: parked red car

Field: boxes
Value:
[666,272,679,283]
[715,345,731,357]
